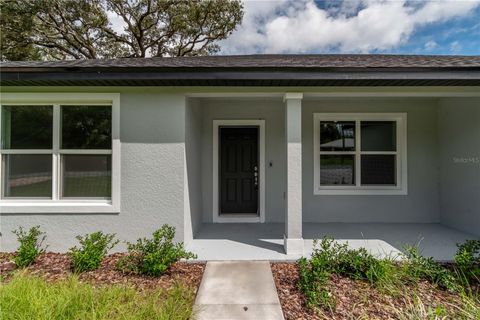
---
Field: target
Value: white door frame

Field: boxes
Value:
[212,119,265,223]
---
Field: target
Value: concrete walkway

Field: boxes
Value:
[194,261,284,320]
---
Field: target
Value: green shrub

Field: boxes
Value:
[454,240,480,284]
[298,237,397,311]
[69,232,119,273]
[117,225,196,276]
[12,226,47,268]
[298,238,336,310]
[299,238,476,313]
[403,245,459,292]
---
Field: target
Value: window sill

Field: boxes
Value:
[314,188,408,195]
[0,201,120,214]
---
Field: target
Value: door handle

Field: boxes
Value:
[254,166,258,189]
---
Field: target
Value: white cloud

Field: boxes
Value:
[450,40,462,52]
[220,0,480,54]
[424,40,438,51]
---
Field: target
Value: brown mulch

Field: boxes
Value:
[0,252,205,293]
[271,262,468,320]
[271,262,319,320]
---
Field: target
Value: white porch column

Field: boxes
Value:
[283,93,304,255]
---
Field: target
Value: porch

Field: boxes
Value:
[184,93,480,260]
[186,223,478,262]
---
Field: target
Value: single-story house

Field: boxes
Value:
[1,55,479,261]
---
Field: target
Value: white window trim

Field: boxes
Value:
[313,113,407,195]
[0,93,120,213]
[212,119,265,223]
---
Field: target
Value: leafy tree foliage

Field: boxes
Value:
[0,0,243,61]
[0,1,42,61]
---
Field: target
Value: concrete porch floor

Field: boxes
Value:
[186,223,479,261]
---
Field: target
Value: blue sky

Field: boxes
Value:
[219,0,480,55]
[391,5,480,55]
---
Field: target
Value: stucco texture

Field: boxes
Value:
[438,98,480,236]
[1,92,479,253]
[1,93,187,251]
[302,98,441,223]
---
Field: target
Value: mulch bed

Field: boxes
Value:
[271,262,468,320]
[0,252,205,293]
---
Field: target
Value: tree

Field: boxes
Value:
[0,0,243,61]
[0,1,42,61]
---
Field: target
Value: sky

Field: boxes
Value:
[218,0,480,55]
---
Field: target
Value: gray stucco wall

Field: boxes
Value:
[193,97,442,224]
[438,98,480,236]
[2,92,477,252]
[302,98,441,223]
[1,93,187,251]
[185,98,203,240]
[198,98,287,223]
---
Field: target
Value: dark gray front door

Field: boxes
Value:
[220,127,259,214]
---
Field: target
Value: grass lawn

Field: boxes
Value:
[0,253,205,320]
[1,272,195,320]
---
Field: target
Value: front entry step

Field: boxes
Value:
[194,261,284,320]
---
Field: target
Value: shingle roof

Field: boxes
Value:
[3,54,480,69]
[1,54,480,87]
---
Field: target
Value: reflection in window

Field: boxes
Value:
[61,106,112,149]
[62,155,111,198]
[2,154,52,198]
[315,113,405,193]
[320,155,355,185]
[361,155,396,185]
[361,121,396,151]
[2,105,53,149]
[320,121,355,151]
[1,103,114,201]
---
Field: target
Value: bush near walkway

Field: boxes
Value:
[117,225,196,276]
[275,237,480,320]
[455,240,480,285]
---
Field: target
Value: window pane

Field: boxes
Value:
[2,154,52,198]
[361,155,396,185]
[62,155,111,198]
[320,155,355,185]
[61,106,112,149]
[361,121,396,151]
[320,121,355,151]
[2,105,53,149]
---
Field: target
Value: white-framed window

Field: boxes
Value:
[313,113,407,195]
[0,93,120,213]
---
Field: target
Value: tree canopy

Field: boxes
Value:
[0,0,243,61]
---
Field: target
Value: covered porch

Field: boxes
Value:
[184,91,480,261]
[187,223,477,261]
